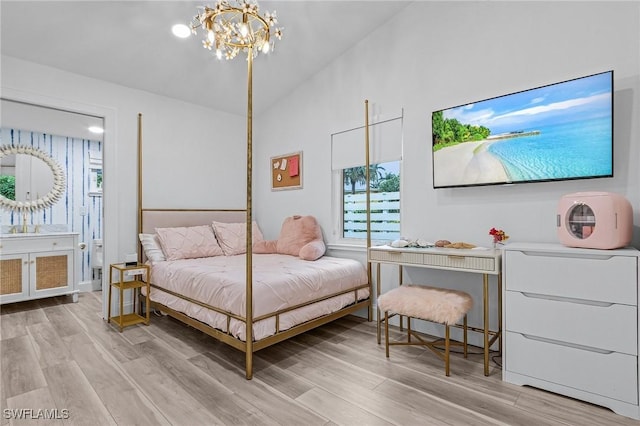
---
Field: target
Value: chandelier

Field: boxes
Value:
[189,0,283,61]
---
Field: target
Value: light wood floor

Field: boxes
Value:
[1,292,638,426]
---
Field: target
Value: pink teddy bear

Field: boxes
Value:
[253,215,326,261]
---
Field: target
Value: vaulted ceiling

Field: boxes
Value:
[1,1,410,116]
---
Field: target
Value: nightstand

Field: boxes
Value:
[107,263,150,332]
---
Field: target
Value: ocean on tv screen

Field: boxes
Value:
[432,71,613,188]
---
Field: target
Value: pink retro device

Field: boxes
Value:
[557,192,633,249]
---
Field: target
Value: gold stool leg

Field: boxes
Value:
[445,324,451,376]
[385,311,390,358]
[407,317,412,342]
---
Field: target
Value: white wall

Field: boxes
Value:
[254,1,640,344]
[2,55,246,316]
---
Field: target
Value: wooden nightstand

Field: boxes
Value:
[107,263,150,332]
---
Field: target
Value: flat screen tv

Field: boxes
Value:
[432,70,613,189]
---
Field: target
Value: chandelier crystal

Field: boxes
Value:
[189,0,283,60]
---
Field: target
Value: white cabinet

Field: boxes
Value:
[0,233,79,304]
[503,242,640,420]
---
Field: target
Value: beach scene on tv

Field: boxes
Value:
[432,72,613,188]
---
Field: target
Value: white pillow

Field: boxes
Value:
[212,221,264,256]
[138,233,166,263]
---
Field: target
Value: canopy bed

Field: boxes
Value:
[136,113,371,379]
[134,2,375,380]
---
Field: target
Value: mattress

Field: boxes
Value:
[147,253,369,341]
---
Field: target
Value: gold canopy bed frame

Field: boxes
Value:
[136,113,373,380]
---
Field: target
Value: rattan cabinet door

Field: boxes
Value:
[0,253,30,303]
[30,250,74,299]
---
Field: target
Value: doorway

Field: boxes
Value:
[1,98,105,292]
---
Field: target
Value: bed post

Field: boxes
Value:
[137,113,143,264]
[365,100,373,322]
[245,46,254,380]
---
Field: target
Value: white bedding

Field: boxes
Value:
[147,254,369,341]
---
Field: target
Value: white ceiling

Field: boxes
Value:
[1,1,411,116]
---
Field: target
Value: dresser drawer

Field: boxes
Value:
[504,250,637,304]
[506,291,637,354]
[369,249,423,265]
[422,253,496,272]
[505,331,638,404]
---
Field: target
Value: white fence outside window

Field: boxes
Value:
[343,192,400,240]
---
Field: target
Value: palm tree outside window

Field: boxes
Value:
[342,161,400,241]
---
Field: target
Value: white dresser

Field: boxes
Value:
[502,242,639,420]
[0,233,79,304]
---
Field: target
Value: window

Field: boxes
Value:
[331,112,403,243]
[342,161,400,241]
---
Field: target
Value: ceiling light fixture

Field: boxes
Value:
[188,0,282,61]
[172,24,191,38]
[186,2,283,375]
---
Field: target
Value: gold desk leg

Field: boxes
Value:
[398,266,403,331]
[483,273,489,376]
[376,262,381,344]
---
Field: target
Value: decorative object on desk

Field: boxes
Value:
[435,239,451,247]
[390,239,409,248]
[489,227,509,248]
[391,238,433,248]
[444,242,476,249]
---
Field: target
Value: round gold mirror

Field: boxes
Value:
[0,145,66,212]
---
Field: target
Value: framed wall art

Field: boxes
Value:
[271,151,302,191]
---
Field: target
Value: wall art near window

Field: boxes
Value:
[271,151,302,191]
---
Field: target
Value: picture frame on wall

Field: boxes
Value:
[271,151,302,191]
[88,154,103,196]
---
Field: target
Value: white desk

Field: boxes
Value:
[368,244,502,376]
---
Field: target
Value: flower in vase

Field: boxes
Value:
[489,227,509,245]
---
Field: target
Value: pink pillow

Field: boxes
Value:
[276,215,325,259]
[299,240,326,261]
[155,225,224,261]
[253,239,277,254]
[212,221,264,256]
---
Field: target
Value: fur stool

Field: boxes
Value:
[377,284,473,376]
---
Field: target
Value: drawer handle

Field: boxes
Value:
[447,255,466,260]
[519,251,613,261]
[521,333,613,355]
[521,292,614,307]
